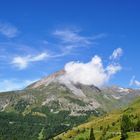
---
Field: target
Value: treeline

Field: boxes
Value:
[0,106,89,140]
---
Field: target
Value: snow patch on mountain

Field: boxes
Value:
[118,87,130,93]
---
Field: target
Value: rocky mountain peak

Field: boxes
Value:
[27,70,65,89]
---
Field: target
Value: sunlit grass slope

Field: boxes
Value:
[54,97,140,140]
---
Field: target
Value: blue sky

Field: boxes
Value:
[0,0,140,91]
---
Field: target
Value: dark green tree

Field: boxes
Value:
[120,114,133,140]
[100,126,103,130]
[89,128,95,140]
[79,138,85,140]
[135,119,140,131]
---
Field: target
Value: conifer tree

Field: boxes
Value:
[120,114,132,140]
[89,128,95,140]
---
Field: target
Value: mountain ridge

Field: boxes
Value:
[0,70,140,114]
[0,70,140,139]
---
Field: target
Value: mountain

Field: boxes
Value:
[0,70,140,140]
[1,70,139,114]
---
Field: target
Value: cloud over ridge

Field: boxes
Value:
[60,48,122,87]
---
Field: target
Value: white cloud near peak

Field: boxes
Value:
[106,64,122,76]
[12,52,49,69]
[60,51,122,87]
[110,48,123,60]
[0,22,19,38]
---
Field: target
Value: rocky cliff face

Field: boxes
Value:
[27,70,65,89]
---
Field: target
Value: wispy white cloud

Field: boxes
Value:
[0,79,37,92]
[0,22,19,38]
[129,76,140,87]
[129,76,135,86]
[53,29,91,44]
[0,27,106,70]
[135,80,140,87]
[110,48,123,60]
[11,52,49,69]
[106,64,122,76]
[53,28,105,52]
[29,53,48,61]
[60,49,122,87]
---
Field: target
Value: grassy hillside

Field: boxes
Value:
[54,98,140,140]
